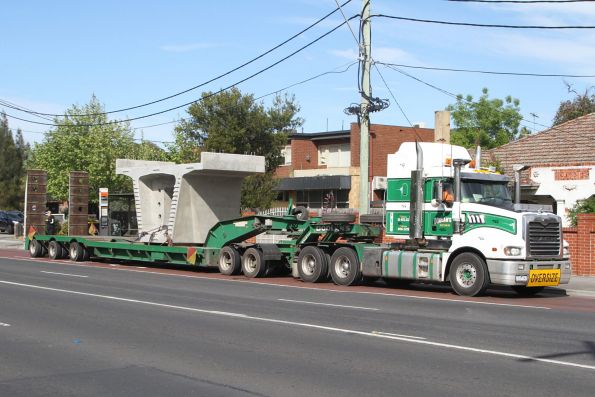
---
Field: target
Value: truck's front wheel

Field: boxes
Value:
[449,253,489,297]
[329,247,361,286]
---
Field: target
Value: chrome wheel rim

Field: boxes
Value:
[219,251,232,271]
[300,254,316,276]
[244,254,257,273]
[334,255,351,279]
[456,263,477,287]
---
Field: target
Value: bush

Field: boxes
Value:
[568,196,595,227]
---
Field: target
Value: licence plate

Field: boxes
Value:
[527,269,561,287]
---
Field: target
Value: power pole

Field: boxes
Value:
[359,0,371,216]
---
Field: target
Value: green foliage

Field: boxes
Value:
[447,88,524,149]
[172,87,303,209]
[0,113,28,210]
[553,86,595,126]
[568,195,595,227]
[29,95,139,202]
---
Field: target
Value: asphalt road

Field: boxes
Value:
[1,253,594,397]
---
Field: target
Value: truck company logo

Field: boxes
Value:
[466,214,485,224]
[433,217,452,225]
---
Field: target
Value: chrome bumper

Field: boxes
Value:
[486,259,572,286]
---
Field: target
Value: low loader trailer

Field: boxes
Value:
[25,143,572,297]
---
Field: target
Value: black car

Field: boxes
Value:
[0,210,23,234]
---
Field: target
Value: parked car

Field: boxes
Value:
[0,210,23,234]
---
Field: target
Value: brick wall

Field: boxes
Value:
[563,213,595,276]
[350,123,434,176]
[291,139,320,170]
[554,168,590,181]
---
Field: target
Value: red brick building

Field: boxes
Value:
[274,122,434,209]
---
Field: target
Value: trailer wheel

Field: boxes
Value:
[69,242,86,262]
[449,252,489,297]
[242,247,267,278]
[29,239,43,258]
[48,241,64,260]
[297,246,329,283]
[329,247,361,286]
[218,246,242,275]
[511,286,545,296]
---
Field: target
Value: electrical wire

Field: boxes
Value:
[448,0,595,4]
[375,62,595,78]
[372,14,595,29]
[2,14,359,128]
[379,63,563,134]
[2,0,353,119]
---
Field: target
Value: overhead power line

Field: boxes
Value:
[451,0,595,4]
[379,63,561,134]
[372,14,595,29]
[375,62,595,78]
[1,0,353,119]
[2,15,359,128]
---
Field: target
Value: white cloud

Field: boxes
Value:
[159,43,221,53]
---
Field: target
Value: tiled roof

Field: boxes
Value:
[486,112,595,183]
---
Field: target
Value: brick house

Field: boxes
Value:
[487,112,595,227]
[274,123,434,210]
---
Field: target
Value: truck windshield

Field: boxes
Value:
[461,180,513,210]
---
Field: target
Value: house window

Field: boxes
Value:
[281,145,291,165]
[296,189,349,209]
[318,143,350,167]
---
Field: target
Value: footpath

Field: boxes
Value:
[1,234,594,298]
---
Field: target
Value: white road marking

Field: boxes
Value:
[0,322,10,327]
[0,256,553,310]
[0,279,593,372]
[372,331,426,340]
[278,298,379,311]
[40,271,88,278]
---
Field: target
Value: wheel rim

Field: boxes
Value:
[456,263,477,287]
[334,255,351,279]
[70,245,77,259]
[220,251,232,271]
[29,241,36,255]
[245,253,257,273]
[49,243,56,257]
[300,254,316,276]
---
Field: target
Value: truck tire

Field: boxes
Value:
[48,241,64,260]
[297,246,329,283]
[449,252,489,297]
[359,214,384,224]
[29,239,43,258]
[329,247,361,286]
[218,246,242,276]
[511,286,545,296]
[69,242,86,262]
[292,206,309,221]
[242,247,267,278]
[321,213,356,223]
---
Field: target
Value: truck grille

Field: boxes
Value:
[527,218,561,258]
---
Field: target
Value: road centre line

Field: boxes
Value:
[0,279,592,372]
[0,256,552,310]
[278,298,379,311]
[40,271,88,278]
[372,331,426,340]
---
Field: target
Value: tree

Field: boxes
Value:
[553,84,595,126]
[172,88,303,209]
[447,88,527,149]
[29,96,138,203]
[568,195,595,227]
[0,113,28,209]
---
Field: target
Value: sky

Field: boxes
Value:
[1,0,594,147]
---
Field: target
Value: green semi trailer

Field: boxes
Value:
[25,208,380,283]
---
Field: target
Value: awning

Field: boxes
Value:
[275,175,351,191]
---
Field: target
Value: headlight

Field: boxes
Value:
[504,246,522,256]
